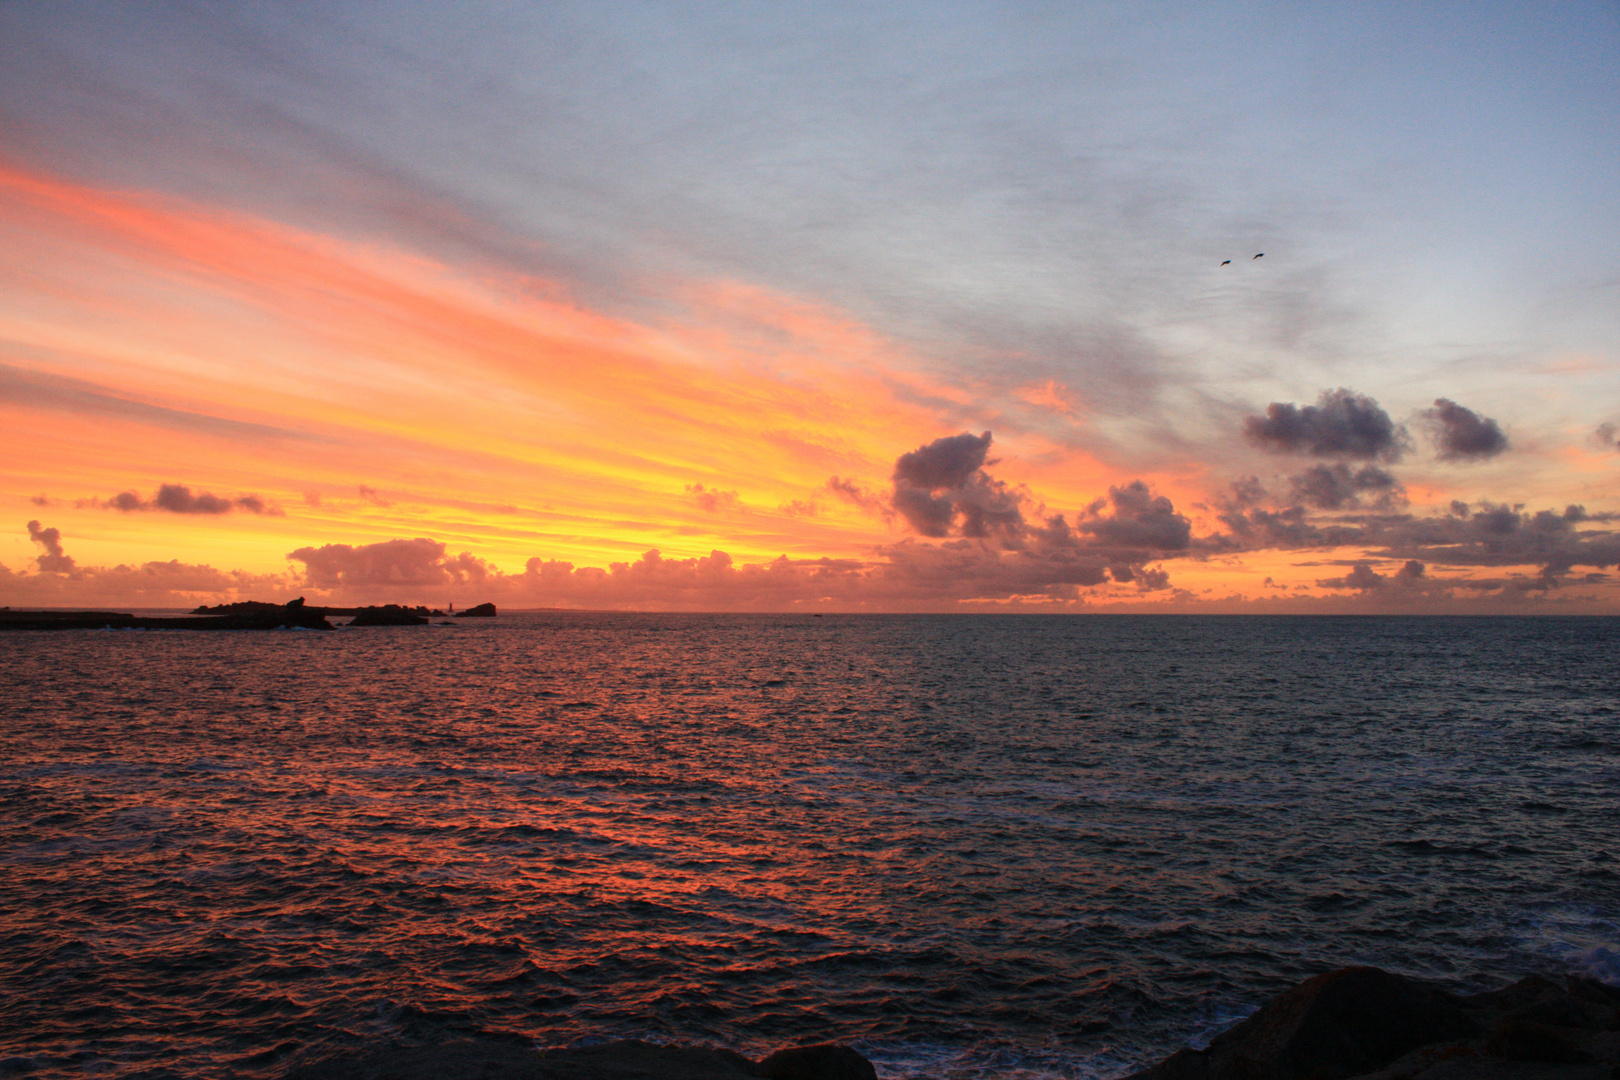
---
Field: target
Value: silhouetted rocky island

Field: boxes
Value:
[190,597,445,619]
[348,604,433,626]
[457,601,497,617]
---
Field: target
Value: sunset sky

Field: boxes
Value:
[3,1,1618,611]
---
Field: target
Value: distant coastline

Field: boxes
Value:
[0,597,497,630]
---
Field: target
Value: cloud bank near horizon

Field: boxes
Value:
[11,424,1619,612]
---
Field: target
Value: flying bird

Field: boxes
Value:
[1220,260,1231,266]
[1253,253,1264,259]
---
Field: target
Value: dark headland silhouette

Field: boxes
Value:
[0,596,498,631]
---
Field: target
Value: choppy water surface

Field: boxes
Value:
[2,615,1617,1079]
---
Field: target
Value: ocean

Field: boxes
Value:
[2,614,1617,1079]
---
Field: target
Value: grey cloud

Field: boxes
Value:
[1243,389,1406,461]
[890,431,1024,540]
[891,485,957,538]
[1424,399,1507,461]
[357,485,392,508]
[893,431,993,490]
[87,484,282,515]
[1594,423,1618,451]
[156,485,236,514]
[1224,476,1268,509]
[27,519,77,574]
[1317,560,1427,592]
[1078,481,1192,552]
[1215,497,1620,587]
[1289,463,1405,511]
[884,432,1190,591]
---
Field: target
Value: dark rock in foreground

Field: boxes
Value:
[457,601,498,617]
[284,1039,869,1080]
[758,1044,876,1080]
[1127,966,1620,1080]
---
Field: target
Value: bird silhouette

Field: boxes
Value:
[1220,260,1231,266]
[1253,253,1264,259]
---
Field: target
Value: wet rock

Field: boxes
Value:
[1483,1017,1591,1063]
[758,1043,878,1080]
[285,1038,756,1080]
[283,1038,876,1080]
[1128,967,1480,1080]
[1129,967,1620,1080]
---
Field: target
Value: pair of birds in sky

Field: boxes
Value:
[1221,254,1263,265]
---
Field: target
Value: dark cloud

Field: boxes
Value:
[1424,399,1508,461]
[890,431,1025,540]
[30,494,50,507]
[288,538,493,589]
[1289,463,1405,511]
[1078,481,1192,552]
[85,484,282,515]
[1224,476,1268,509]
[27,520,77,574]
[1243,388,1406,461]
[1594,423,1618,451]
[878,433,1194,594]
[155,484,236,514]
[894,431,993,489]
[357,485,392,508]
[1318,560,1426,592]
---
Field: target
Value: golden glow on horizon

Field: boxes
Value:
[3,164,1617,612]
[1,165,1128,576]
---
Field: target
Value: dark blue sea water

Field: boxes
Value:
[2,614,1617,1079]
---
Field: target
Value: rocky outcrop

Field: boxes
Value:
[348,605,432,626]
[1127,967,1620,1080]
[456,602,497,617]
[758,1043,877,1080]
[284,1039,872,1080]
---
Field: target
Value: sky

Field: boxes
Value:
[2,0,1618,612]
